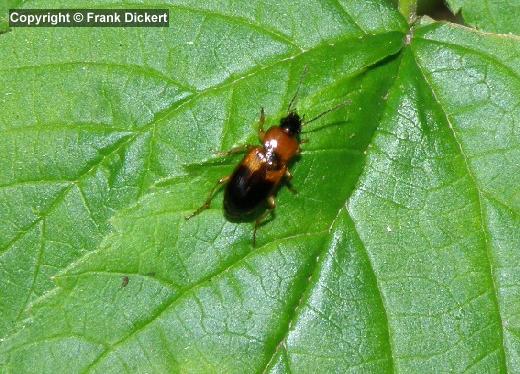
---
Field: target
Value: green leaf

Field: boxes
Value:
[1,1,519,373]
[398,0,417,23]
[445,0,520,35]
[0,1,20,33]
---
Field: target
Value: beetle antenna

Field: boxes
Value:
[302,99,351,126]
[287,65,309,113]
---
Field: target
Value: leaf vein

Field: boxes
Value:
[14,220,45,323]
[85,231,327,372]
[416,37,520,83]
[0,61,196,93]
[329,0,366,34]
[166,4,303,51]
[412,50,508,371]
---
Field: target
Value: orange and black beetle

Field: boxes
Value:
[186,71,348,244]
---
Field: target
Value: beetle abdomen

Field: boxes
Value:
[224,164,274,218]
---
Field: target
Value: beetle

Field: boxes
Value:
[185,70,349,244]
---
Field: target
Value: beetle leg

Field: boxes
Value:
[266,195,276,209]
[284,170,298,194]
[253,196,276,246]
[185,175,231,220]
[215,144,252,157]
[258,107,266,141]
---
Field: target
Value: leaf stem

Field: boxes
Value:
[398,0,417,23]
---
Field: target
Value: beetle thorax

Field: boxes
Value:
[263,127,299,164]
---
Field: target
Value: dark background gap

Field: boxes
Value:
[392,0,464,23]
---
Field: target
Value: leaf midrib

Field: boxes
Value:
[411,44,508,371]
